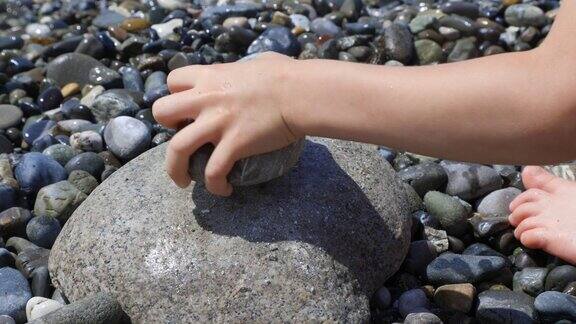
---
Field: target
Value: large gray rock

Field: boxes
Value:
[49,138,411,322]
[45,53,106,87]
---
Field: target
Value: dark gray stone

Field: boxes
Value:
[27,293,125,324]
[49,138,411,322]
[545,265,576,292]
[398,289,431,317]
[513,267,547,296]
[189,140,304,187]
[477,187,522,217]
[426,252,507,285]
[90,91,140,123]
[0,105,23,130]
[45,53,107,87]
[398,162,447,197]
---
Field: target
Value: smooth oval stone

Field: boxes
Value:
[374,286,391,310]
[382,23,414,64]
[423,191,470,236]
[477,187,522,217]
[310,18,341,37]
[398,162,447,197]
[0,267,32,323]
[0,36,24,51]
[0,207,33,238]
[90,91,140,123]
[46,53,107,87]
[14,153,68,196]
[43,144,77,166]
[189,139,304,187]
[74,35,106,58]
[104,116,151,161]
[476,290,536,324]
[247,27,300,56]
[64,152,105,179]
[0,315,15,324]
[0,248,15,268]
[30,266,50,298]
[409,15,439,34]
[545,265,576,292]
[440,1,479,19]
[49,138,411,322]
[439,15,477,36]
[426,253,507,285]
[398,289,431,317]
[505,4,546,27]
[22,119,56,146]
[92,10,126,28]
[433,283,476,313]
[144,71,166,92]
[513,267,547,296]
[37,87,64,112]
[34,181,87,224]
[120,66,144,92]
[0,105,23,130]
[26,215,62,248]
[440,161,503,201]
[534,291,576,322]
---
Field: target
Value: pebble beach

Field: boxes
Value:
[1,0,576,322]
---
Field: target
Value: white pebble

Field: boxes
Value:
[26,297,63,321]
[151,19,183,39]
[25,23,51,38]
[70,130,104,152]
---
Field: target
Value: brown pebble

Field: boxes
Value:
[120,18,150,32]
[108,26,129,41]
[433,283,476,313]
[61,83,80,98]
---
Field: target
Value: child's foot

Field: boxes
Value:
[509,166,576,265]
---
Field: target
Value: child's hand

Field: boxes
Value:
[152,52,303,196]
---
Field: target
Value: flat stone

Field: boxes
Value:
[534,291,576,323]
[476,290,536,324]
[513,267,547,296]
[49,138,411,322]
[433,283,476,313]
[46,53,107,87]
[14,153,68,197]
[7,238,50,278]
[426,252,507,285]
[477,187,522,217]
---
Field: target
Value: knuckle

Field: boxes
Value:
[168,138,188,155]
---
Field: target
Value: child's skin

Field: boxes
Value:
[153,0,576,263]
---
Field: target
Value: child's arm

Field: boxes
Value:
[153,0,576,196]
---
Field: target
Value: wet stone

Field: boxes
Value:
[46,53,107,87]
[476,290,536,324]
[545,265,576,292]
[414,39,442,65]
[64,152,105,179]
[14,152,68,196]
[26,216,61,249]
[90,91,140,123]
[423,191,470,236]
[0,105,23,130]
[477,187,521,217]
[0,267,32,323]
[468,213,510,238]
[0,207,33,238]
[513,267,547,296]
[104,116,151,161]
[70,131,103,152]
[247,27,300,56]
[43,144,77,166]
[88,66,122,89]
[534,291,576,323]
[505,4,546,27]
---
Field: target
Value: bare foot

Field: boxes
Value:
[509,166,576,265]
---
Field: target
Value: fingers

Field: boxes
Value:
[153,89,217,129]
[204,137,239,196]
[508,202,540,227]
[166,117,219,188]
[166,66,202,93]
[509,188,548,211]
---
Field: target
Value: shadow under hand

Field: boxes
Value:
[192,140,402,294]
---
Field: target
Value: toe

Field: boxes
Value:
[514,216,546,239]
[509,188,549,211]
[508,202,540,227]
[521,166,565,192]
[519,228,549,250]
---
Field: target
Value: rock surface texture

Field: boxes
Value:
[49,137,411,322]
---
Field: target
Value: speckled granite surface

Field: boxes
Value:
[49,137,411,323]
